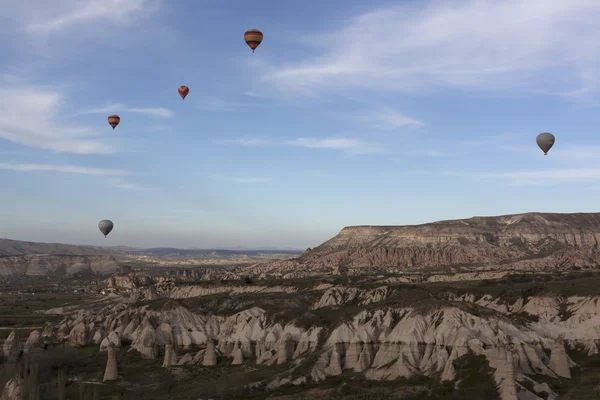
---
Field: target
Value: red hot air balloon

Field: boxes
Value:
[178,86,189,100]
[107,114,120,130]
[244,29,263,53]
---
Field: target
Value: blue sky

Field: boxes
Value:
[1,0,600,249]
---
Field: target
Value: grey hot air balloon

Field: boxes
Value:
[536,132,555,155]
[98,220,114,238]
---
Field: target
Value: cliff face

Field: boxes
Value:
[322,213,600,249]
[0,255,120,277]
[251,213,600,275]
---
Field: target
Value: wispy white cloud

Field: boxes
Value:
[544,145,600,161]
[244,90,264,98]
[105,177,154,190]
[22,0,161,34]
[255,0,600,99]
[219,136,383,155]
[355,107,424,129]
[220,138,273,146]
[0,162,127,176]
[78,103,173,118]
[284,138,383,155]
[231,177,272,184]
[401,150,462,157]
[395,166,600,186]
[413,167,600,185]
[209,174,272,184]
[475,168,600,185]
[0,85,117,154]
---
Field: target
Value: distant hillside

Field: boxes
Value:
[127,247,302,258]
[0,238,113,256]
[246,212,600,276]
[0,238,302,259]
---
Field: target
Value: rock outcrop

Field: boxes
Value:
[244,212,600,275]
[24,331,43,353]
[163,338,177,367]
[2,331,20,362]
[0,377,20,400]
[103,343,118,381]
[548,341,571,378]
[203,341,217,366]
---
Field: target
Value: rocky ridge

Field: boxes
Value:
[244,212,600,277]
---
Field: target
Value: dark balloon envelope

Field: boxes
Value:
[98,220,114,238]
[107,115,120,130]
[536,132,555,155]
[178,86,189,100]
[244,29,263,52]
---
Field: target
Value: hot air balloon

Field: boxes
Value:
[536,132,555,155]
[108,115,120,130]
[98,220,114,238]
[244,29,263,52]
[178,86,189,100]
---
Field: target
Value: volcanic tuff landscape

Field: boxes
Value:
[3,212,600,399]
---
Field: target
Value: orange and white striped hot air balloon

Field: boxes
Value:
[178,86,189,100]
[244,29,263,53]
[107,114,120,130]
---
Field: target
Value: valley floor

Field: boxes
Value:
[4,270,600,399]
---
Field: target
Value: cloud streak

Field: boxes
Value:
[0,162,127,176]
[354,107,424,129]
[0,162,154,191]
[79,103,173,118]
[209,174,273,184]
[23,0,161,34]
[105,177,154,190]
[255,0,600,99]
[0,85,117,154]
[219,136,383,155]
[476,168,600,185]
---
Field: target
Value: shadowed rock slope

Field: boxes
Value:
[248,212,600,276]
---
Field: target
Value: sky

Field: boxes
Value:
[1,0,600,249]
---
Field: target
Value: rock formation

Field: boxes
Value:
[68,322,88,347]
[203,340,217,366]
[0,377,20,400]
[277,333,294,364]
[492,346,518,400]
[24,330,43,353]
[46,276,600,399]
[244,212,600,275]
[103,343,118,382]
[549,340,571,378]
[163,337,177,367]
[2,331,20,362]
[231,341,244,365]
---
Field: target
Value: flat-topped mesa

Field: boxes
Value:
[322,212,600,250]
[256,212,600,272]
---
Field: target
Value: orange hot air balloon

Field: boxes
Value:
[244,29,263,52]
[178,86,189,100]
[107,114,120,130]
